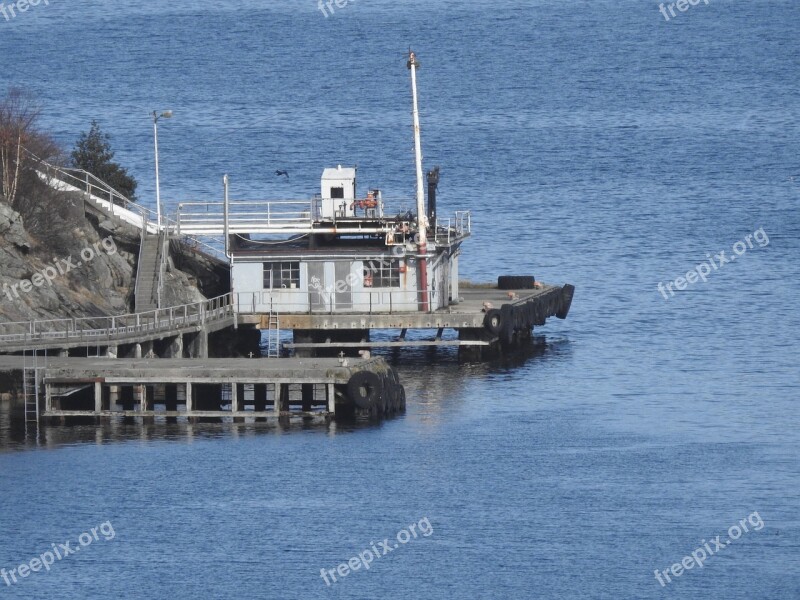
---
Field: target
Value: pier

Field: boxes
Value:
[0,356,403,422]
[0,51,574,427]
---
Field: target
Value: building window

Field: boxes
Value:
[263,262,300,289]
[364,259,400,288]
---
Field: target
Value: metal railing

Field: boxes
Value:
[176,199,317,235]
[433,210,471,245]
[25,148,226,259]
[133,211,150,307]
[233,288,443,316]
[175,196,424,236]
[0,294,235,349]
[26,149,155,223]
[156,228,168,308]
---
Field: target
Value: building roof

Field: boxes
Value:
[321,166,356,180]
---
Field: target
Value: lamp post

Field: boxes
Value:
[152,110,173,229]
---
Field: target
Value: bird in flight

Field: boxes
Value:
[275,170,289,179]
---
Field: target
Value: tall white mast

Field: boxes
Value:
[408,51,427,244]
[408,50,429,312]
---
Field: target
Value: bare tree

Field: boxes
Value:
[0,88,40,207]
[0,88,63,236]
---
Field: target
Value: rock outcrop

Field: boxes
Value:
[0,191,225,325]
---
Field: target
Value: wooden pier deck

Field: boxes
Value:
[2,356,403,421]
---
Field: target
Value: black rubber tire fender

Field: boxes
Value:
[498,275,536,290]
[557,284,575,320]
[483,309,503,335]
[379,375,391,414]
[500,304,515,344]
[386,383,396,414]
[347,371,383,410]
[392,384,401,412]
[525,302,535,329]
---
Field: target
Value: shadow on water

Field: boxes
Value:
[0,334,572,453]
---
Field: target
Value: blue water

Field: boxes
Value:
[1,1,799,598]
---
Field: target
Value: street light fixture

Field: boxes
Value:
[152,110,173,229]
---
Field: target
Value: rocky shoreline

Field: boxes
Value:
[0,185,227,326]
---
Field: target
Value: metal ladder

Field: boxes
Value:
[23,350,42,425]
[266,312,281,358]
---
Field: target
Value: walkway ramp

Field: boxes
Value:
[0,294,236,354]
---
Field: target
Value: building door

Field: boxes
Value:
[308,262,328,312]
[334,261,353,310]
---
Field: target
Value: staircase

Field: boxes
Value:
[266,313,281,358]
[135,231,163,312]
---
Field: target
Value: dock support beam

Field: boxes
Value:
[163,335,183,358]
[94,382,102,414]
[274,383,283,416]
[232,383,244,422]
[254,383,267,413]
[328,383,336,415]
[186,330,209,359]
[185,382,193,410]
[301,384,313,413]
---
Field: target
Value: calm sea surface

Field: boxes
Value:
[1,1,799,598]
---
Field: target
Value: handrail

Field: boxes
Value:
[0,294,235,348]
[156,227,168,308]
[22,147,226,259]
[133,211,150,305]
[231,289,442,315]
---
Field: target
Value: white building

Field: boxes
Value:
[225,166,469,315]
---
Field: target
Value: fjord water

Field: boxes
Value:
[1,1,799,598]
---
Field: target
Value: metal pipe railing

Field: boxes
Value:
[231,288,440,316]
[0,294,235,347]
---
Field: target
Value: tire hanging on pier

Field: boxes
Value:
[347,371,383,409]
[557,284,575,319]
[483,309,503,335]
[500,304,515,345]
[514,306,524,331]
